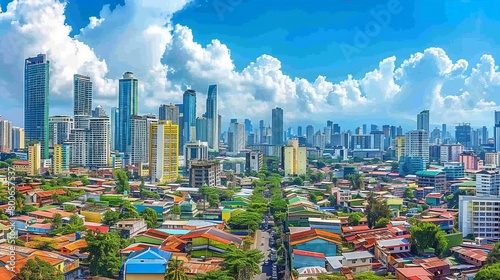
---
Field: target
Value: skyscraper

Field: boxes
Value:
[259,120,265,144]
[87,117,110,168]
[131,115,158,165]
[441,124,447,140]
[206,85,219,151]
[455,123,472,149]
[92,105,106,117]
[73,74,92,117]
[196,117,208,142]
[271,107,283,145]
[0,117,12,153]
[11,127,24,150]
[495,111,500,151]
[404,130,430,165]
[183,90,197,144]
[297,126,303,137]
[24,54,50,159]
[482,126,489,145]
[159,104,180,124]
[244,119,253,133]
[49,116,73,147]
[417,110,430,132]
[306,125,314,146]
[110,107,119,151]
[117,72,139,154]
[149,120,179,183]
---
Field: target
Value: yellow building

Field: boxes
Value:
[149,120,179,183]
[28,143,41,176]
[394,135,406,161]
[282,139,307,176]
[52,144,63,175]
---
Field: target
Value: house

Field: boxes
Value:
[289,229,342,257]
[113,219,148,239]
[61,239,88,255]
[296,266,328,278]
[292,249,325,269]
[13,160,30,173]
[84,222,109,233]
[414,257,451,279]
[341,251,374,273]
[425,193,445,206]
[374,238,411,268]
[27,223,52,234]
[80,207,108,223]
[121,247,172,280]
[9,215,37,231]
[395,267,433,280]
[342,225,370,236]
[134,200,172,221]
[450,246,487,267]
[26,189,67,207]
[179,227,242,257]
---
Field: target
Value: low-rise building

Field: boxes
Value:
[395,267,433,280]
[341,251,374,273]
[113,219,148,239]
[189,160,221,188]
[120,247,172,280]
[450,246,487,267]
[416,170,447,194]
[374,238,411,268]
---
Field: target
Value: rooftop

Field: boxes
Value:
[378,238,411,248]
[416,170,443,176]
[342,251,374,260]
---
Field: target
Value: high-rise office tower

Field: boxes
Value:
[110,107,119,151]
[87,117,110,168]
[313,131,326,151]
[455,123,472,149]
[228,122,246,153]
[397,126,403,136]
[362,124,367,135]
[245,119,253,134]
[117,72,139,154]
[73,74,92,118]
[404,130,430,165]
[417,110,430,132]
[11,127,24,150]
[259,120,265,144]
[131,115,158,166]
[306,125,314,146]
[355,127,363,135]
[297,126,303,137]
[196,117,208,142]
[442,124,447,140]
[429,127,441,145]
[271,107,283,145]
[0,117,12,153]
[159,104,180,125]
[370,124,379,133]
[183,90,197,144]
[185,141,209,168]
[28,142,41,176]
[48,116,73,147]
[206,85,219,151]
[482,126,489,145]
[495,111,500,151]
[92,105,107,117]
[333,124,341,134]
[24,54,50,159]
[149,120,179,183]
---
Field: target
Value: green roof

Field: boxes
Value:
[416,170,443,176]
[221,200,248,206]
[451,181,476,187]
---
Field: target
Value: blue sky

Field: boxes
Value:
[1,0,500,130]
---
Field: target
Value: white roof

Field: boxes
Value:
[342,251,374,260]
[378,238,410,247]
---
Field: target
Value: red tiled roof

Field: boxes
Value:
[28,223,52,229]
[396,267,433,278]
[289,229,342,246]
[34,189,66,198]
[450,246,488,262]
[0,266,16,280]
[85,224,109,233]
[180,227,242,245]
[426,193,444,199]
[342,225,370,234]
[293,249,325,258]
[16,186,33,192]
[13,161,29,165]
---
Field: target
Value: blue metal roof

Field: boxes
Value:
[124,248,172,275]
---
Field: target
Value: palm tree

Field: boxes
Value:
[165,257,189,280]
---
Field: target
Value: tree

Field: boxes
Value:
[347,212,363,226]
[113,169,130,194]
[165,257,189,280]
[475,262,500,280]
[171,205,181,215]
[374,218,390,229]
[409,222,448,257]
[194,270,234,280]
[365,195,391,228]
[207,193,220,208]
[227,211,262,232]
[19,256,63,280]
[141,208,158,228]
[291,177,303,186]
[102,210,120,226]
[120,200,140,219]
[86,198,96,203]
[63,204,77,212]
[28,237,58,251]
[486,242,500,265]
[404,187,414,199]
[51,213,62,230]
[223,244,264,280]
[81,176,90,185]
[81,231,123,278]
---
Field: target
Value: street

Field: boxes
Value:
[253,229,270,280]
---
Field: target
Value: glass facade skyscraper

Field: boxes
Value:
[24,54,50,159]
[206,85,219,151]
[183,89,196,144]
[73,74,92,117]
[117,72,138,154]
[272,107,284,145]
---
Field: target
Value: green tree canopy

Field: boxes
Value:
[51,213,63,230]
[474,262,500,280]
[102,210,120,226]
[291,177,304,186]
[486,242,500,265]
[194,270,234,280]
[171,205,181,215]
[374,218,390,229]
[19,256,64,280]
[81,230,123,278]
[365,195,391,228]
[113,169,130,194]
[227,211,262,232]
[347,212,363,226]
[222,244,264,280]
[141,208,158,228]
[409,222,448,257]
[120,200,140,219]
[166,257,189,280]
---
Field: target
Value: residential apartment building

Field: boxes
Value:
[149,120,179,183]
[246,151,263,173]
[52,144,70,175]
[48,115,73,147]
[87,117,110,168]
[189,160,221,188]
[28,143,41,176]
[131,114,158,166]
[415,170,447,193]
[282,139,307,176]
[440,144,464,164]
[393,136,405,161]
[11,127,25,150]
[404,130,429,165]
[484,152,500,166]
[0,117,12,153]
[460,151,480,170]
[184,141,208,168]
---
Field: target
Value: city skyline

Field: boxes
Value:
[2,1,500,128]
